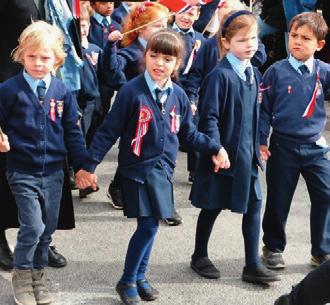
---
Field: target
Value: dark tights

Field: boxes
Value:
[193,199,262,269]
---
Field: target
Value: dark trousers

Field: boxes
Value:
[193,191,262,268]
[263,135,330,256]
[291,261,330,305]
[7,170,64,269]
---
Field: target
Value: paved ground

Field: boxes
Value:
[1,129,329,305]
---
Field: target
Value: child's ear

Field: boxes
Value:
[221,37,230,50]
[316,39,326,51]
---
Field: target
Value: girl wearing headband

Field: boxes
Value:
[189,10,279,285]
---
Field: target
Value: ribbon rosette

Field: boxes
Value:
[131,106,153,156]
[302,71,321,119]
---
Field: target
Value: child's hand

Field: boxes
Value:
[0,133,10,152]
[259,145,271,161]
[108,30,123,42]
[75,169,98,190]
[212,147,230,173]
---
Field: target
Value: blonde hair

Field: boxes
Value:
[121,2,169,47]
[12,20,66,71]
[218,10,257,59]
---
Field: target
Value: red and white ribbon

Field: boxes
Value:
[131,106,153,156]
[50,99,56,122]
[170,106,176,133]
[302,71,321,119]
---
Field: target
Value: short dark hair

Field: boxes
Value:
[289,12,328,41]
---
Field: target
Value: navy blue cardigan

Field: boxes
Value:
[183,35,266,103]
[197,57,263,175]
[83,74,220,183]
[259,59,330,145]
[0,73,86,175]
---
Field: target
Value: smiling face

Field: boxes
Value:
[22,46,56,79]
[175,6,199,30]
[145,50,180,88]
[222,24,258,61]
[288,23,325,62]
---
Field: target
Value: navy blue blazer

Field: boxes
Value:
[183,35,266,103]
[101,39,145,89]
[197,57,263,175]
[88,17,120,49]
[0,73,86,175]
[259,59,330,145]
[83,74,220,183]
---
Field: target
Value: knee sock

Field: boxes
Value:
[120,217,159,288]
[192,209,221,261]
[242,200,262,268]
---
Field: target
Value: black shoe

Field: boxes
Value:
[107,184,123,209]
[48,246,67,268]
[274,294,293,305]
[164,210,182,226]
[116,282,140,305]
[242,265,280,284]
[0,241,13,271]
[79,186,100,198]
[261,246,286,269]
[188,171,195,184]
[311,254,330,267]
[190,256,220,279]
[136,279,159,301]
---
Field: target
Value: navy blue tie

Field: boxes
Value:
[37,80,46,103]
[155,88,165,114]
[244,66,253,86]
[299,64,309,75]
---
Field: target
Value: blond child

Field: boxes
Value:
[0,21,86,305]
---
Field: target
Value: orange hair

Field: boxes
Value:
[121,2,169,47]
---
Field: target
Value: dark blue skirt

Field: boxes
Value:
[121,163,174,219]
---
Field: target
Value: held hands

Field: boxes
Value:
[0,133,10,152]
[212,147,230,173]
[108,30,123,42]
[259,145,271,161]
[75,169,98,190]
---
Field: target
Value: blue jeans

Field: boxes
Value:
[7,170,64,269]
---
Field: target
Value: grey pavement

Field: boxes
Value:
[1,129,330,305]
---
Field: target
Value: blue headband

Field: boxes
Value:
[221,10,253,37]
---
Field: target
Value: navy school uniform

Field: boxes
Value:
[189,55,263,213]
[0,73,86,174]
[183,35,266,104]
[172,23,206,86]
[78,42,102,138]
[83,72,220,219]
[100,39,145,90]
[259,56,330,256]
[88,13,120,115]
[88,13,121,50]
